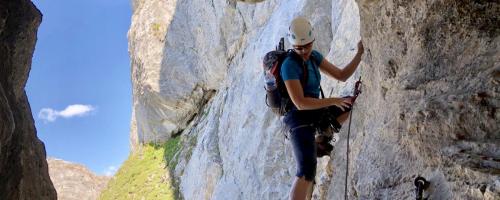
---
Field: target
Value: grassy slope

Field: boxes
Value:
[100,137,181,200]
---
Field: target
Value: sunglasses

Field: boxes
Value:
[293,40,314,51]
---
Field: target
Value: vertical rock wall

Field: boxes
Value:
[129,0,235,147]
[129,0,499,199]
[328,1,499,199]
[0,0,57,199]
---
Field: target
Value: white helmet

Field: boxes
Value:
[287,17,314,46]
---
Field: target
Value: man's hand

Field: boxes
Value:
[332,97,352,111]
[357,41,364,55]
[344,96,355,104]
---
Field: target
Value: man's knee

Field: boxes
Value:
[297,175,315,183]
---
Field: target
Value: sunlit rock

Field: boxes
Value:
[129,0,499,199]
[47,158,111,200]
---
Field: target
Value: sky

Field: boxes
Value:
[26,0,133,176]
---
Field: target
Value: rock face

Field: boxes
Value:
[0,1,57,199]
[128,0,230,149]
[329,0,499,199]
[329,1,500,199]
[129,0,499,199]
[47,158,111,200]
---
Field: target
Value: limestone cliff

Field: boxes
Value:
[47,158,111,200]
[330,0,499,199]
[128,0,499,199]
[0,1,57,199]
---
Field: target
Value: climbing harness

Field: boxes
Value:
[344,77,362,200]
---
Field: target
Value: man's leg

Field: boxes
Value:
[290,176,313,200]
[306,180,314,200]
[289,125,317,200]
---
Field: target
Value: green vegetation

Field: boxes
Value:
[151,23,162,32]
[100,137,181,200]
[151,23,164,40]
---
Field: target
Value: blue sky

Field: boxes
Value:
[26,0,132,176]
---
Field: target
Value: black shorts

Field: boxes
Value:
[288,124,317,181]
[283,105,351,181]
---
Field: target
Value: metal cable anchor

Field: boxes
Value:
[414,176,430,200]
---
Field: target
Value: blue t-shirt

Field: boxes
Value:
[281,50,324,98]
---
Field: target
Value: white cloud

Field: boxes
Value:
[58,104,95,117]
[38,104,96,122]
[39,108,58,122]
[104,165,118,176]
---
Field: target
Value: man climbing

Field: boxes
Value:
[281,16,364,200]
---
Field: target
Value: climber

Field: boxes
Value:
[282,16,364,200]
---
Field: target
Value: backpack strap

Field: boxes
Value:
[287,50,308,87]
[287,50,325,99]
[310,52,325,99]
[313,62,325,99]
[319,86,325,99]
